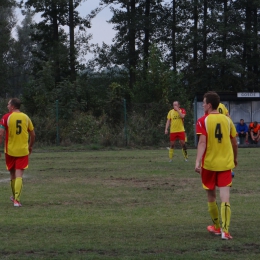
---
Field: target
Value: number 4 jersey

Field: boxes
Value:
[0,112,34,157]
[196,113,236,171]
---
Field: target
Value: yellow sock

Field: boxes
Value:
[10,179,15,197]
[169,148,174,159]
[208,201,220,229]
[221,202,231,233]
[14,177,23,202]
[182,148,188,159]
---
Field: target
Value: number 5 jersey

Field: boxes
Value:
[0,112,34,156]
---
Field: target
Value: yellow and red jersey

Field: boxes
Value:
[167,108,186,133]
[196,113,236,171]
[0,112,34,157]
[217,103,229,116]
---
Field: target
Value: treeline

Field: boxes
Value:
[0,0,259,146]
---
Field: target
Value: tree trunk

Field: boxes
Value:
[172,0,176,71]
[202,0,207,62]
[52,2,60,83]
[221,0,227,77]
[253,6,258,88]
[244,1,252,73]
[128,0,136,90]
[143,0,151,74]
[193,0,198,65]
[69,0,76,82]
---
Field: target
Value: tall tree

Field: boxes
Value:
[21,0,90,83]
[0,0,16,97]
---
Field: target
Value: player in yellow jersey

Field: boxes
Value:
[0,98,35,207]
[217,103,229,116]
[165,101,188,162]
[195,91,238,240]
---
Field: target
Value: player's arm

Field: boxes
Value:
[176,109,185,119]
[165,119,171,134]
[28,129,36,154]
[195,134,206,173]
[231,136,238,167]
[0,127,5,158]
[0,126,5,145]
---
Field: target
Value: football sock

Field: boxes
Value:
[182,148,188,159]
[10,179,15,197]
[208,201,220,229]
[221,202,231,233]
[169,148,174,159]
[14,177,23,202]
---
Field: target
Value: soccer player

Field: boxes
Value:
[217,102,229,116]
[165,101,188,162]
[195,91,238,240]
[0,98,35,207]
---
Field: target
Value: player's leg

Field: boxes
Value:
[13,156,28,206]
[206,189,221,234]
[168,133,176,162]
[218,170,232,239]
[180,138,188,160]
[10,169,16,201]
[6,154,16,202]
[201,169,221,234]
[14,169,24,205]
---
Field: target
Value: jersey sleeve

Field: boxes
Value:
[0,113,9,130]
[196,117,206,135]
[27,117,34,131]
[167,110,171,120]
[180,108,186,116]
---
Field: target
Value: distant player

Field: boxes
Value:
[217,103,229,116]
[165,101,188,162]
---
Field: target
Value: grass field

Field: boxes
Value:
[0,147,259,260]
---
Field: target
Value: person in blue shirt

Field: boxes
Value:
[236,119,249,144]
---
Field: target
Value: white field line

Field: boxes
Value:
[0,171,28,183]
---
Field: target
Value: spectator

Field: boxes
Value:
[249,121,260,144]
[236,119,249,144]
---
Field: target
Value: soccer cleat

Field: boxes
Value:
[13,200,22,207]
[185,158,188,162]
[10,196,14,202]
[245,140,249,144]
[207,225,221,235]
[222,231,233,240]
[169,159,172,162]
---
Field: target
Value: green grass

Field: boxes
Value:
[0,147,259,259]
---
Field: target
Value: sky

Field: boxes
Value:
[81,0,117,46]
[15,0,116,47]
[15,0,171,46]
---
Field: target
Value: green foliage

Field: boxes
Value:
[22,61,56,116]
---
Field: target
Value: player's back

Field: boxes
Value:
[6,112,32,156]
[203,113,236,171]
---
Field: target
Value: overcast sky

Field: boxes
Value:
[14,0,115,46]
[15,0,171,46]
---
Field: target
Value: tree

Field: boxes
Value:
[0,0,16,96]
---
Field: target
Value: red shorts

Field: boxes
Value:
[201,168,232,190]
[170,132,185,142]
[5,154,29,171]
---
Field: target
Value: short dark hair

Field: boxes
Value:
[203,91,220,110]
[10,98,21,109]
